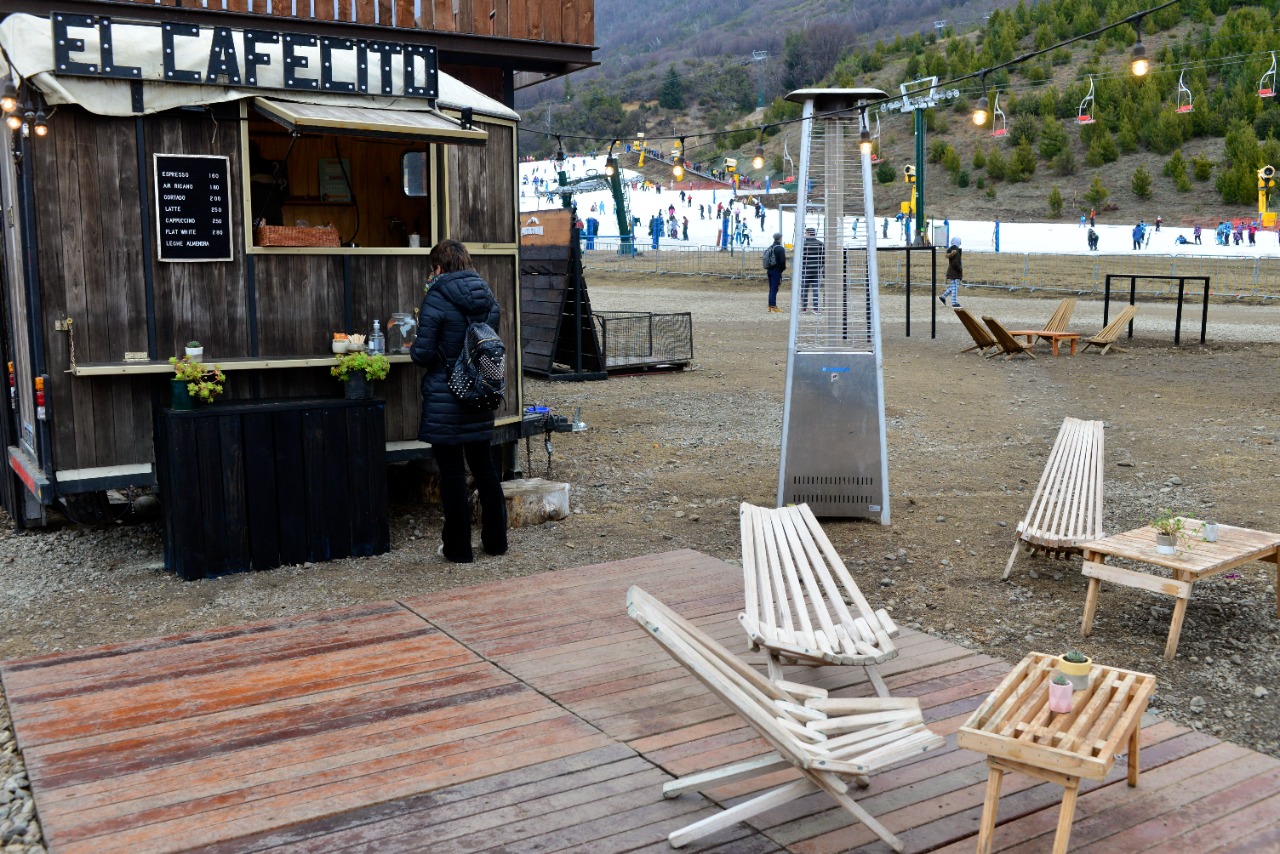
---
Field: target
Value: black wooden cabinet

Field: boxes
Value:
[155,398,389,580]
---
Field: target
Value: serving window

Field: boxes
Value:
[245,100,484,250]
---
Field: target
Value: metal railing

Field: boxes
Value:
[582,243,1280,300]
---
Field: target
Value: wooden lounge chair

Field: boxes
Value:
[627,586,945,852]
[1082,304,1139,354]
[1003,417,1105,580]
[739,502,898,696]
[1043,297,1078,333]
[982,315,1037,360]
[956,307,998,354]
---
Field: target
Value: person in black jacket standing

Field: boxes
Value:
[410,239,508,563]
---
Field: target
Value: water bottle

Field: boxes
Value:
[369,320,385,355]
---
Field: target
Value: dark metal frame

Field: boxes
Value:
[877,245,939,339]
[1103,274,1210,346]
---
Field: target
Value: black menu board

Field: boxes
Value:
[154,154,233,262]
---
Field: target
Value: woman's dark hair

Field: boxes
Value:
[430,239,473,274]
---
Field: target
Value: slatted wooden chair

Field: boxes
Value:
[1042,297,1078,333]
[627,586,945,852]
[1003,416,1105,580]
[1082,304,1139,354]
[739,502,898,697]
[982,315,1037,360]
[956,307,998,354]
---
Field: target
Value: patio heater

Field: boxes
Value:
[778,88,890,523]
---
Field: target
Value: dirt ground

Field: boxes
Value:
[2,272,1279,771]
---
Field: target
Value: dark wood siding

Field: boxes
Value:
[470,254,519,421]
[447,122,515,244]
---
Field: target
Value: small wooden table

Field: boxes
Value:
[1009,329,1082,356]
[1080,519,1280,659]
[958,653,1156,854]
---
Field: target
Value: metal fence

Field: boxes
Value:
[582,241,1280,300]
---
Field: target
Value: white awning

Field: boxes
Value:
[0,13,518,122]
[254,98,487,144]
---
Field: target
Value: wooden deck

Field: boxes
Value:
[3,549,1278,853]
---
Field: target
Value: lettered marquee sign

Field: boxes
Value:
[51,12,439,100]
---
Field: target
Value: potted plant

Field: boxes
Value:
[1151,508,1185,555]
[1055,650,1092,691]
[1048,673,1075,713]
[331,350,390,400]
[169,356,226,410]
[185,340,203,359]
[1200,519,1219,543]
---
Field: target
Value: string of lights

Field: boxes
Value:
[520,0,1188,163]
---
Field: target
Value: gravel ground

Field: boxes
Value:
[2,275,1279,853]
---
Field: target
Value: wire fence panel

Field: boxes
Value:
[583,245,1280,299]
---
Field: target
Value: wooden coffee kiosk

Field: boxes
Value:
[0,2,595,535]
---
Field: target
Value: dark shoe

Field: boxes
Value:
[938,296,946,304]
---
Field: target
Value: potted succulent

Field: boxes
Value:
[169,356,225,410]
[1200,519,1219,543]
[184,340,203,359]
[331,349,390,400]
[1055,650,1092,691]
[1048,673,1075,713]
[1151,508,1185,555]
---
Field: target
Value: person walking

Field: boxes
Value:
[1132,222,1143,250]
[941,238,963,307]
[409,239,508,564]
[800,227,824,313]
[1155,215,1163,232]
[1089,208,1096,227]
[682,216,689,241]
[993,217,1001,252]
[1087,227,1099,251]
[1193,224,1202,244]
[649,213,662,249]
[764,232,786,313]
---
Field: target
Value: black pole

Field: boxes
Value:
[572,220,583,373]
[904,249,911,338]
[931,245,938,340]
[342,255,353,333]
[1200,276,1210,345]
[1103,274,1112,326]
[1173,277,1185,346]
[16,132,52,478]
[135,117,158,358]
[1128,276,1137,338]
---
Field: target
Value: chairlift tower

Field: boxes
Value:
[878,77,960,241]
[778,88,890,522]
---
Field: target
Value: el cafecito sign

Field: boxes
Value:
[51,12,439,100]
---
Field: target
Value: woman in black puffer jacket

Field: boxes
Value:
[409,239,508,563]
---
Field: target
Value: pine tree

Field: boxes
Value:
[1048,186,1064,217]
[972,146,987,169]
[658,66,684,110]
[1132,165,1153,199]
[986,148,1008,180]
[876,161,896,184]
[1084,176,1110,210]
[1038,117,1067,160]
[1163,149,1187,180]
[1011,140,1037,181]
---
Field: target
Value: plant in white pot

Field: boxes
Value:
[185,340,203,359]
[1151,508,1185,555]
[1200,519,1219,543]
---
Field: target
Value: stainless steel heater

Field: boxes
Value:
[778,88,890,523]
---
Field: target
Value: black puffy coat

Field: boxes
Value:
[409,269,501,446]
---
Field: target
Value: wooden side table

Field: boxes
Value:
[1080,519,1280,659]
[958,653,1156,854]
[1009,329,1082,356]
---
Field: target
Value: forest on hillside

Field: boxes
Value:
[524,0,1280,209]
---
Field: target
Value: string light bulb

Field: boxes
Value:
[1130,18,1149,77]
[0,82,16,115]
[33,109,47,138]
[859,110,873,155]
[604,140,617,176]
[672,137,685,180]
[973,75,990,126]
[4,111,21,132]
[752,128,765,170]
[553,136,566,165]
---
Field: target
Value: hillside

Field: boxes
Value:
[528,0,1280,224]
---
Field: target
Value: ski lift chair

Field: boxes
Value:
[1260,52,1277,98]
[1175,70,1194,114]
[1077,77,1097,124]
[992,91,1008,137]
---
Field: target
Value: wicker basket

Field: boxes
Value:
[254,224,340,247]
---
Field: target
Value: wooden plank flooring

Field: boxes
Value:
[3,549,1278,853]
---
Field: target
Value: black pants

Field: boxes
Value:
[432,441,508,562]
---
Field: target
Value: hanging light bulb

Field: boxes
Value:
[604,140,617,176]
[553,136,566,165]
[752,128,765,170]
[0,82,17,115]
[859,110,873,155]
[672,137,685,180]
[33,109,48,138]
[4,111,21,132]
[973,74,990,126]
[1130,20,1149,77]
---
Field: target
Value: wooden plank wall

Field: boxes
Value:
[447,122,515,244]
[112,0,595,44]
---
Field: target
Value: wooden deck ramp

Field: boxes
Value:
[3,550,1278,853]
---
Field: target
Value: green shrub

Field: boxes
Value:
[1192,155,1213,181]
[1053,147,1078,176]
[1132,165,1153,199]
[986,148,1007,180]
[972,146,987,169]
[876,161,896,184]
[1084,176,1110,209]
[1048,186,1064,216]
[956,170,971,188]
[1011,141,1037,181]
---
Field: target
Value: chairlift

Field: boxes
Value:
[870,114,884,164]
[1077,76,1096,125]
[991,91,1008,138]
[1175,69,1193,113]
[1260,52,1277,98]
